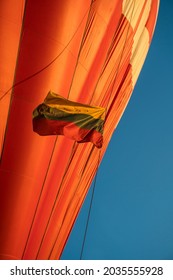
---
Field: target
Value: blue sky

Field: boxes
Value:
[61,0,173,260]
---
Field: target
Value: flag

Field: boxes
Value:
[33,91,105,148]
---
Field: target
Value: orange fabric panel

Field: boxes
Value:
[0,0,159,260]
[0,0,25,154]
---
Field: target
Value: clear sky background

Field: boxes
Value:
[61,0,173,260]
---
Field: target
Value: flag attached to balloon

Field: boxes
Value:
[33,91,105,148]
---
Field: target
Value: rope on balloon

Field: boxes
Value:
[80,149,101,260]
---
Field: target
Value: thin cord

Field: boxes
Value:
[105,0,136,112]
[80,150,101,260]
[67,0,96,100]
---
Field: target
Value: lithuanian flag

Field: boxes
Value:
[33,91,105,148]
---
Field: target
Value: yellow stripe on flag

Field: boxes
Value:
[43,91,106,121]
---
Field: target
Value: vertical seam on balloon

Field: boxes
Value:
[67,0,95,100]
[102,1,135,129]
[105,64,132,121]
[104,0,136,114]
[35,141,78,259]
[89,0,135,108]
[99,16,127,77]
[88,9,125,104]
[0,0,28,163]
[105,0,150,117]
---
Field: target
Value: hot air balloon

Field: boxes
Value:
[0,0,159,260]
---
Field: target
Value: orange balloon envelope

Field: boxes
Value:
[0,0,159,259]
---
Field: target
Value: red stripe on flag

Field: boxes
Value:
[33,117,103,148]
